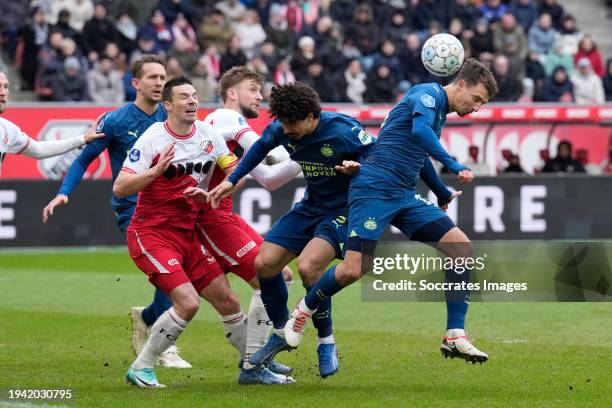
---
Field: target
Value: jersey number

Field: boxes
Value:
[163,160,213,179]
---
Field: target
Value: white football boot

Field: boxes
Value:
[440,329,488,364]
[284,298,314,348]
[130,306,150,355]
[158,344,192,369]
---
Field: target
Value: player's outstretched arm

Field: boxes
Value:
[42,114,108,223]
[113,142,175,198]
[234,127,300,190]
[23,113,105,159]
[250,160,302,190]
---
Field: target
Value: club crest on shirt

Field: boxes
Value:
[421,94,436,108]
[320,144,334,157]
[201,140,214,153]
[95,115,106,133]
[129,149,140,162]
[238,117,246,126]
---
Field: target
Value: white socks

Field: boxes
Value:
[220,311,247,358]
[245,290,270,357]
[317,334,335,345]
[133,307,188,370]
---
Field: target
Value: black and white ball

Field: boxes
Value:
[421,34,464,77]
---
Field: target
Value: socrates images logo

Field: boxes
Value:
[320,144,334,157]
[36,120,107,180]
[363,217,377,231]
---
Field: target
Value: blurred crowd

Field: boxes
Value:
[446,140,612,176]
[0,0,610,104]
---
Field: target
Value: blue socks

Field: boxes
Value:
[304,283,333,338]
[141,288,173,327]
[445,268,470,330]
[304,265,344,311]
[258,272,289,329]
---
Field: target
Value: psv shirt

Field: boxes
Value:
[122,121,238,230]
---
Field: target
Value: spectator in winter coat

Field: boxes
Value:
[528,13,557,55]
[491,54,523,102]
[344,3,380,56]
[470,18,495,60]
[574,35,604,77]
[538,0,565,30]
[508,0,538,31]
[479,0,507,24]
[198,9,234,53]
[366,64,398,103]
[234,10,266,59]
[571,57,605,104]
[343,59,367,104]
[540,65,574,102]
[265,3,292,55]
[86,54,124,103]
[544,40,574,76]
[51,56,89,101]
[138,9,174,53]
[219,34,247,75]
[81,3,119,62]
[557,14,581,57]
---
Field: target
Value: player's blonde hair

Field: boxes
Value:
[218,66,263,102]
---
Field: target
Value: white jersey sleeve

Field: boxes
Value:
[204,108,258,145]
[0,117,31,154]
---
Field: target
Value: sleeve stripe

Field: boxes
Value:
[120,167,137,174]
[234,128,254,142]
[15,137,31,154]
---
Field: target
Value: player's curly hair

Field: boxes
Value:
[453,58,499,99]
[268,82,321,122]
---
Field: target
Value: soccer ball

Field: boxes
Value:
[421,34,464,77]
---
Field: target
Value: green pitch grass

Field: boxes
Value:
[1,248,611,408]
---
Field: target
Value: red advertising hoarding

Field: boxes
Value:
[1,104,610,179]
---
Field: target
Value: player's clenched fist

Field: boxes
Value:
[457,169,474,183]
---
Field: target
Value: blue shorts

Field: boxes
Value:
[265,203,347,258]
[115,206,135,235]
[347,192,452,242]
